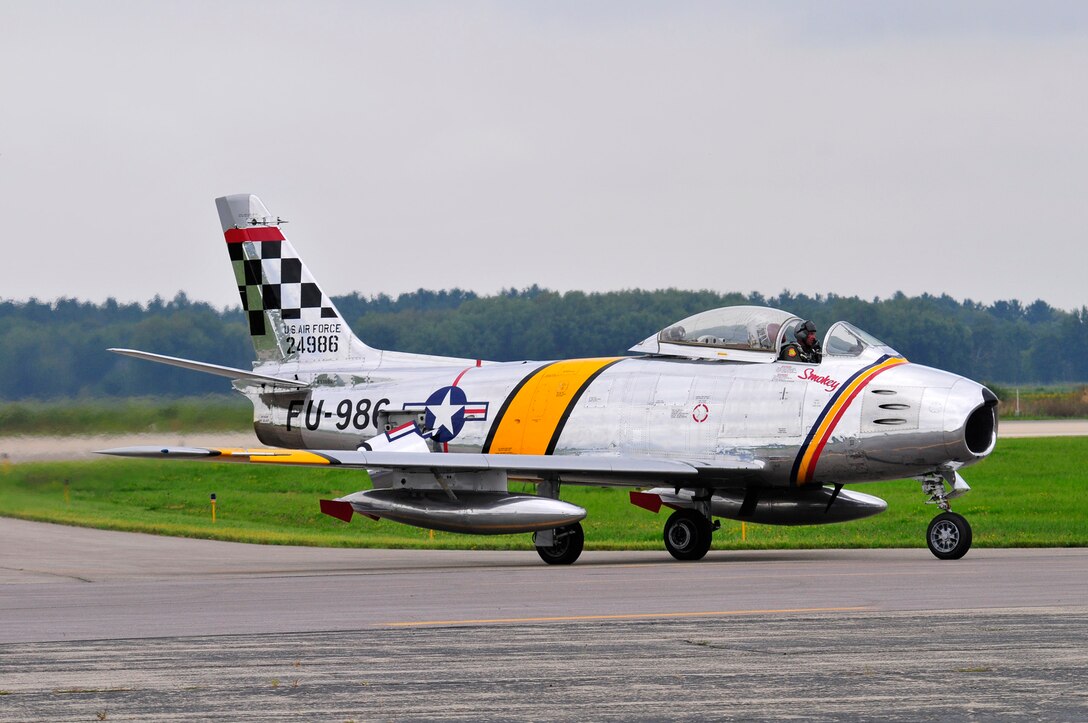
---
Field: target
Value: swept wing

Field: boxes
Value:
[98,445,764,486]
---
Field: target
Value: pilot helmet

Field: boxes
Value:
[795,320,817,343]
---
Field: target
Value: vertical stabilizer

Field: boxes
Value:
[216,194,374,366]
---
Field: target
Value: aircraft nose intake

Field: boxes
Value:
[947,380,999,461]
[965,387,999,454]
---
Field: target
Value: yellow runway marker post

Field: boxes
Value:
[210,492,217,523]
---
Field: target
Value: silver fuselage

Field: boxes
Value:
[247,344,995,489]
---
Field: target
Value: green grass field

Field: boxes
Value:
[0,396,250,436]
[1,437,1085,550]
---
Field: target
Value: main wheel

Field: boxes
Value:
[663,509,713,561]
[535,522,584,565]
[927,512,972,560]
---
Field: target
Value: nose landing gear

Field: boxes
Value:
[927,512,972,560]
[920,470,973,560]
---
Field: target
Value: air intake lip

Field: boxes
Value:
[964,399,997,455]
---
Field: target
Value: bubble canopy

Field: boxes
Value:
[630,306,800,362]
[628,306,899,363]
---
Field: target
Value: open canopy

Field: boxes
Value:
[629,306,899,363]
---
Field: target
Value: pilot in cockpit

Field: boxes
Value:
[780,320,822,363]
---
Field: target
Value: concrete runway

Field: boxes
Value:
[1,518,1086,720]
[998,419,1088,437]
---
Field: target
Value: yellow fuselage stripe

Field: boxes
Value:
[486,357,622,455]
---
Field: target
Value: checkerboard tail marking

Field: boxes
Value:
[216,194,367,364]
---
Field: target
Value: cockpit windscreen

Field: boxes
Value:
[823,322,898,357]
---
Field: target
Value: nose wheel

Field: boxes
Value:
[927,512,972,560]
[921,470,973,560]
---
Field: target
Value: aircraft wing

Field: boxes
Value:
[97,446,764,486]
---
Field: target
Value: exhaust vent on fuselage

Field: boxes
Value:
[862,386,923,433]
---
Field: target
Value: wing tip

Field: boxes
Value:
[95,446,221,458]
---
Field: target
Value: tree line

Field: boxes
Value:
[0,289,1084,400]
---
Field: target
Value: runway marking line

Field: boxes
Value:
[386,606,871,627]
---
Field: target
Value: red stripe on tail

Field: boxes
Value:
[224,227,286,243]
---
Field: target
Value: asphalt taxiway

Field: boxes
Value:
[1,518,1086,720]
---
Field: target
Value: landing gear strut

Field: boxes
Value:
[533,480,584,565]
[921,470,972,560]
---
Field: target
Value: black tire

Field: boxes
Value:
[535,522,584,565]
[663,509,713,561]
[927,512,972,560]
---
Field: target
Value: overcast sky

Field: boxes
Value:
[2,1,1086,312]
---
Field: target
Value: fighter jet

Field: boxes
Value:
[102,194,998,564]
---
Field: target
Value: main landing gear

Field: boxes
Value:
[921,470,973,560]
[664,509,714,560]
[663,495,719,561]
[534,522,585,565]
[533,480,585,565]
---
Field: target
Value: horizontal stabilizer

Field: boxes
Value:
[109,348,309,388]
